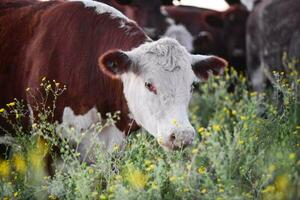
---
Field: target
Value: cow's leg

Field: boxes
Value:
[58,107,125,163]
[78,125,125,163]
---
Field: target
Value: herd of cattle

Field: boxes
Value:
[0,0,299,154]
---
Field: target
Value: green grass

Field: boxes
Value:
[0,67,299,200]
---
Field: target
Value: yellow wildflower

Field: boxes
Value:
[46,84,51,91]
[219,188,224,193]
[100,194,107,200]
[268,164,276,173]
[115,175,122,181]
[288,153,296,160]
[275,175,289,192]
[169,176,177,182]
[6,102,15,107]
[238,140,244,145]
[88,167,94,174]
[198,127,205,134]
[186,164,192,170]
[223,107,229,114]
[198,166,206,174]
[146,164,155,171]
[144,160,152,165]
[192,148,198,154]
[13,154,27,174]
[212,124,221,132]
[0,160,10,178]
[232,110,237,115]
[198,127,211,137]
[113,144,119,151]
[201,188,207,194]
[14,192,19,197]
[240,116,247,121]
[48,194,57,200]
[127,168,148,189]
[0,108,5,113]
[262,185,275,193]
[151,182,159,190]
[91,191,98,197]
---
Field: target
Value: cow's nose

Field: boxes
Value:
[168,128,195,150]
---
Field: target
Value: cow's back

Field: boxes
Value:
[0,0,58,106]
[0,0,147,131]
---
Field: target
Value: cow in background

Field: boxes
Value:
[164,4,249,73]
[243,0,300,90]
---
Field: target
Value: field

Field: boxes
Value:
[0,66,299,200]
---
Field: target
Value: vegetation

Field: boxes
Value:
[0,66,299,200]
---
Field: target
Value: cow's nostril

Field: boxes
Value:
[169,133,176,142]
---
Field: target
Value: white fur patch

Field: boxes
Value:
[57,107,125,162]
[241,0,256,11]
[69,0,128,19]
[163,24,194,52]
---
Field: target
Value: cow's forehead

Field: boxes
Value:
[133,38,192,73]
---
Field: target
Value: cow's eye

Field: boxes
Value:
[145,82,157,94]
[190,84,194,93]
[191,83,197,93]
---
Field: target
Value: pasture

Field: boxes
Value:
[0,0,300,199]
[0,66,299,200]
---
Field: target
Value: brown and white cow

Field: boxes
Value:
[0,0,227,152]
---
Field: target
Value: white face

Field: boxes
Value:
[99,38,227,150]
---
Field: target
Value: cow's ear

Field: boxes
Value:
[191,55,228,80]
[99,50,133,79]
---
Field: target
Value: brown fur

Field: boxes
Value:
[0,0,147,134]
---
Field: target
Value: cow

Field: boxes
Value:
[164,5,249,73]
[243,0,300,90]
[0,0,227,153]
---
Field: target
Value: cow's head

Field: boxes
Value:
[99,38,227,150]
